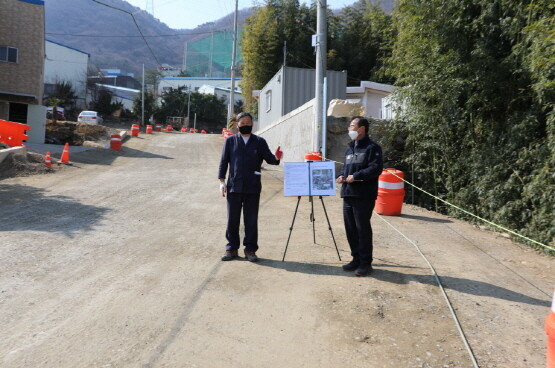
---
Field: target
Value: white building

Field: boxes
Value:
[93,84,140,111]
[44,40,89,109]
[158,77,241,96]
[346,81,395,119]
[198,84,243,105]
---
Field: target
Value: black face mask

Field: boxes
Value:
[239,125,252,134]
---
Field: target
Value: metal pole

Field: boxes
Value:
[227,0,239,123]
[194,112,197,131]
[183,41,188,72]
[314,0,327,153]
[209,31,214,78]
[141,63,145,125]
[322,76,327,160]
[283,40,287,66]
[187,84,191,126]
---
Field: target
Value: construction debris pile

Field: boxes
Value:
[46,120,110,146]
[0,151,53,179]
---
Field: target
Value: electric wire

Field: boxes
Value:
[90,0,162,67]
[375,213,481,368]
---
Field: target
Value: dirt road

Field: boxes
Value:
[1,133,553,368]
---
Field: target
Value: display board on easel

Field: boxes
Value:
[281,160,340,261]
[284,161,336,197]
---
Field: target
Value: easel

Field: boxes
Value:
[282,195,341,262]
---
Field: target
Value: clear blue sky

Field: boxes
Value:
[125,0,359,29]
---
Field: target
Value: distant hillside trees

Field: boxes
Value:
[239,0,395,112]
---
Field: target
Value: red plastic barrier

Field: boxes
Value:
[0,119,30,147]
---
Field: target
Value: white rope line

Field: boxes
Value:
[376,213,481,368]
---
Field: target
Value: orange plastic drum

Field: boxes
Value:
[304,152,322,162]
[146,125,153,134]
[110,134,122,151]
[375,169,405,216]
[131,124,139,137]
[547,290,555,368]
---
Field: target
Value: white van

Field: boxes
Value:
[77,111,103,125]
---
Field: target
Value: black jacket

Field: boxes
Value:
[339,135,383,199]
[218,133,279,194]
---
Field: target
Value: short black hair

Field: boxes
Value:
[236,112,253,121]
[351,116,369,135]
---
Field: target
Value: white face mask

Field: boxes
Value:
[348,130,358,140]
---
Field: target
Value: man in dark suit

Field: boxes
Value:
[218,112,283,262]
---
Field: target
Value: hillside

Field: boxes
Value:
[45,0,252,76]
[45,0,394,76]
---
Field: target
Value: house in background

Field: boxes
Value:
[44,40,90,109]
[345,81,395,119]
[0,0,46,144]
[198,84,243,106]
[158,77,241,96]
[254,66,347,131]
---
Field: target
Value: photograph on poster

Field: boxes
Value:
[284,161,336,197]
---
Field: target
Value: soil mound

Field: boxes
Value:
[0,152,54,179]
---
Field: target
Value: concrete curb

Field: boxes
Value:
[0,146,26,165]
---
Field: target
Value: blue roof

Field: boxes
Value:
[46,39,90,57]
[18,0,44,5]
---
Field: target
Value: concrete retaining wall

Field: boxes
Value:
[0,146,26,164]
[255,99,315,163]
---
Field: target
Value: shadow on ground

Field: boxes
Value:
[0,184,110,237]
[255,259,549,307]
[397,213,453,223]
[51,145,174,166]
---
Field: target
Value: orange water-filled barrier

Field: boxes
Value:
[110,134,122,151]
[131,124,139,136]
[304,152,322,162]
[375,169,404,215]
[146,125,153,134]
[547,289,555,368]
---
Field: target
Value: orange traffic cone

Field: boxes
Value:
[44,152,52,168]
[60,143,70,164]
[547,288,555,368]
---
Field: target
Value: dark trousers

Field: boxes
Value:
[343,197,375,265]
[226,192,260,252]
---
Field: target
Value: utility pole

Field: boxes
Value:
[283,40,287,66]
[141,63,145,125]
[187,84,191,126]
[313,0,327,153]
[183,41,188,72]
[227,0,238,123]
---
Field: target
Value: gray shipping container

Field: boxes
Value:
[257,66,347,131]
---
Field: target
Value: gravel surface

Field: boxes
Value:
[0,132,552,367]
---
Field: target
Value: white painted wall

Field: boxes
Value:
[346,81,394,119]
[255,99,315,163]
[26,104,46,144]
[198,84,243,105]
[44,41,89,109]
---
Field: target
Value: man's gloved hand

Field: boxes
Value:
[220,181,226,197]
[275,146,283,160]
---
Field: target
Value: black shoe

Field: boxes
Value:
[221,249,239,261]
[342,259,360,271]
[354,264,373,276]
[244,251,259,262]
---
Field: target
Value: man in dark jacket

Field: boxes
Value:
[218,112,283,262]
[336,117,383,276]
